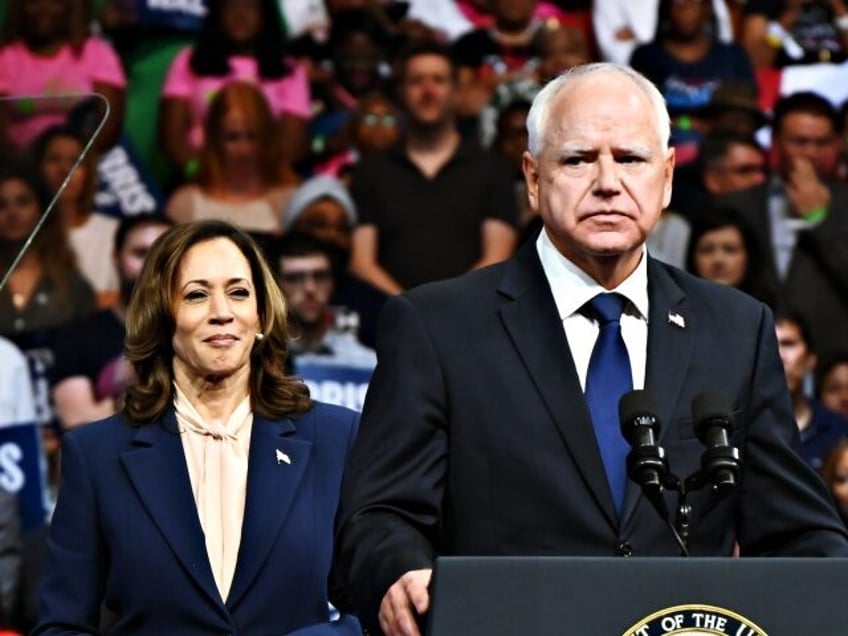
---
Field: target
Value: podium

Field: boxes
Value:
[426,556,848,635]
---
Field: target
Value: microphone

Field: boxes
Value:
[692,391,741,494]
[619,390,668,496]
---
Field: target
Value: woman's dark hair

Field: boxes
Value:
[685,207,774,306]
[124,220,311,424]
[189,0,290,79]
[0,162,80,295]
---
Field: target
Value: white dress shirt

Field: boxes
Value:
[536,229,649,392]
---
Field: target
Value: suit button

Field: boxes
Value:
[617,542,633,557]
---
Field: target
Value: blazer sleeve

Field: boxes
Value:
[284,614,363,635]
[332,294,446,633]
[736,303,848,556]
[32,432,104,635]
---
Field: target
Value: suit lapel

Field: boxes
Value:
[120,412,222,608]
[620,259,693,525]
[498,244,618,530]
[226,415,312,608]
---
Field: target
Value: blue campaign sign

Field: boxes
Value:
[0,423,47,531]
[295,363,373,412]
[138,0,208,31]
[95,135,165,219]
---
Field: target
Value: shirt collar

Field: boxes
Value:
[535,227,649,322]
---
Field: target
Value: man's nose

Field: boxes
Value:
[593,155,622,195]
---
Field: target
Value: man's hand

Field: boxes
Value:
[785,157,831,219]
[378,569,432,636]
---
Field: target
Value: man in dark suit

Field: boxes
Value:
[717,91,848,361]
[332,64,848,636]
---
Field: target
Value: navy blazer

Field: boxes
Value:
[35,401,362,635]
[333,241,848,633]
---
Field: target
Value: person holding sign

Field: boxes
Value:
[34,220,361,635]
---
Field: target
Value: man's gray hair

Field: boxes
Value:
[526,63,671,157]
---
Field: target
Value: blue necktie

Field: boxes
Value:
[584,293,633,515]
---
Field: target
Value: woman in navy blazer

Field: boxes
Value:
[34,220,362,635]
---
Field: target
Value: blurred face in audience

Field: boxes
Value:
[0,177,41,244]
[22,0,67,41]
[668,0,709,40]
[827,447,848,519]
[820,362,848,419]
[400,53,456,129]
[352,95,400,156]
[776,319,816,396]
[39,133,86,202]
[292,199,352,251]
[278,253,335,329]
[335,32,384,97]
[774,112,840,180]
[115,222,171,305]
[496,106,530,172]
[492,0,536,29]
[692,224,747,287]
[218,107,260,169]
[220,0,262,45]
[538,27,588,83]
[703,142,766,195]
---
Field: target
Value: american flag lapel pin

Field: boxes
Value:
[667,311,686,329]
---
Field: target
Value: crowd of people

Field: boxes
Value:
[2,0,848,633]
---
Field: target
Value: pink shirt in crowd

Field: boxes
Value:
[162,47,311,152]
[0,37,126,150]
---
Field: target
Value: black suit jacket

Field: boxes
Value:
[718,182,848,359]
[332,242,848,634]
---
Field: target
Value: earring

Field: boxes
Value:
[256,333,265,341]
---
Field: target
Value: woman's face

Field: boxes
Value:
[0,178,41,243]
[293,199,352,250]
[40,135,85,201]
[336,32,383,95]
[353,98,400,156]
[821,363,848,419]
[219,108,260,167]
[693,225,747,287]
[830,449,848,519]
[220,0,262,45]
[171,238,261,385]
[22,0,67,42]
[668,0,709,39]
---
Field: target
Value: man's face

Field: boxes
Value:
[774,112,840,180]
[115,222,170,304]
[278,254,335,328]
[776,320,816,395]
[703,142,766,195]
[523,74,674,275]
[400,54,456,128]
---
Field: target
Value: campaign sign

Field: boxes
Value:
[294,363,373,412]
[96,136,165,219]
[138,0,208,30]
[0,423,47,531]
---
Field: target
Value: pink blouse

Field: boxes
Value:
[161,47,311,152]
[0,37,126,149]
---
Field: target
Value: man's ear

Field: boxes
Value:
[662,146,676,210]
[523,151,540,212]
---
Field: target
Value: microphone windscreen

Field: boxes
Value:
[692,391,733,423]
[618,389,658,427]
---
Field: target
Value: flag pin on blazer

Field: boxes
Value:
[668,311,686,328]
[276,449,291,465]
